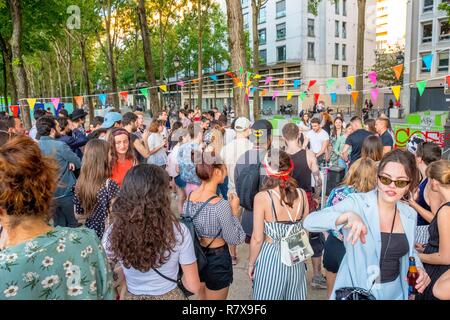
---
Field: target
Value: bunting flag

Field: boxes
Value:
[346,76,355,89]
[250,87,257,95]
[247,71,253,80]
[11,105,19,118]
[368,71,377,85]
[308,80,317,90]
[254,74,262,79]
[370,88,379,103]
[209,75,218,81]
[232,77,240,85]
[260,89,268,97]
[446,75,450,87]
[51,98,60,110]
[74,96,83,107]
[225,71,235,78]
[239,67,244,74]
[351,91,359,104]
[176,81,185,87]
[299,92,307,101]
[237,81,243,88]
[27,98,37,111]
[278,79,285,86]
[272,91,279,100]
[314,93,320,104]
[287,92,293,101]
[330,92,337,104]
[293,79,301,88]
[192,78,199,84]
[326,79,336,90]
[140,88,149,98]
[264,76,273,85]
[159,85,168,92]
[98,94,107,105]
[423,54,433,71]
[391,85,401,101]
[119,92,128,101]
[392,64,404,80]
[247,79,252,87]
[417,80,427,97]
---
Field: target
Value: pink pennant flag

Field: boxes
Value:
[265,76,273,85]
[272,91,279,101]
[370,88,379,103]
[176,81,185,87]
[51,98,60,110]
[368,71,377,85]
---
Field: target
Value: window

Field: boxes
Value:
[342,44,346,61]
[440,20,450,40]
[243,13,249,29]
[335,20,340,37]
[276,0,286,18]
[332,65,339,78]
[277,46,286,62]
[335,0,340,14]
[421,52,432,72]
[438,50,449,72]
[342,65,348,77]
[423,0,434,12]
[335,43,340,60]
[343,0,347,16]
[422,22,433,43]
[342,22,347,38]
[259,49,267,65]
[308,42,315,60]
[241,0,249,8]
[258,29,266,45]
[277,23,286,40]
[258,7,266,24]
[308,19,315,37]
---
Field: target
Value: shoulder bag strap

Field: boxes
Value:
[153,268,178,284]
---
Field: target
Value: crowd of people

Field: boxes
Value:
[0,102,449,301]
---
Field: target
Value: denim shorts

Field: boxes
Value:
[199,244,233,291]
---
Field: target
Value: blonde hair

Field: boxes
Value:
[209,128,224,155]
[426,160,450,186]
[342,158,377,192]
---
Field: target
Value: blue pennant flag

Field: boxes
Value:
[330,92,337,104]
[250,87,257,95]
[422,54,433,71]
[98,94,107,105]
[209,75,218,81]
[293,79,301,88]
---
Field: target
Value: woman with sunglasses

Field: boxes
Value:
[304,150,431,300]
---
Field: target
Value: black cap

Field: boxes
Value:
[70,109,88,121]
[251,119,273,138]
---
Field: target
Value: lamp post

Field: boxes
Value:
[174,55,180,108]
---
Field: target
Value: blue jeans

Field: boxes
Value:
[53,194,78,228]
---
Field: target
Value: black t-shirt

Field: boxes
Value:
[380,130,394,148]
[345,129,373,165]
[131,133,146,164]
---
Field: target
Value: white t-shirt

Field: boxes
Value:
[224,128,236,145]
[306,129,329,154]
[166,143,180,177]
[147,133,168,166]
[103,223,196,296]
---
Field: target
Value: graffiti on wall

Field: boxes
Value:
[394,125,449,149]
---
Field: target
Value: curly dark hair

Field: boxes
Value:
[107,164,182,272]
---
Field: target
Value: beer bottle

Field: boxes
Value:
[407,256,419,300]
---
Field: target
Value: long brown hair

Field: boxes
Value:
[75,139,111,216]
[361,135,383,162]
[108,128,135,169]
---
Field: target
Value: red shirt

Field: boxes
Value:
[111,159,134,187]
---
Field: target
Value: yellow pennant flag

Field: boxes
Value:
[287,92,293,101]
[346,76,355,89]
[391,85,401,101]
[247,79,252,87]
[159,85,167,92]
[27,98,37,110]
[351,91,359,105]
[254,74,262,79]
[237,82,243,88]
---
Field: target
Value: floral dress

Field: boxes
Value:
[0,227,114,300]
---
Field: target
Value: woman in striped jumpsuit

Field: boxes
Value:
[248,150,309,300]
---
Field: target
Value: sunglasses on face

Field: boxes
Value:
[378,175,410,188]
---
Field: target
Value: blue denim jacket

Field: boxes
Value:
[39,136,81,198]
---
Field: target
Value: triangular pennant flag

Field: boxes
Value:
[417,80,427,97]
[293,79,301,88]
[260,89,268,97]
[225,71,235,78]
[209,75,218,81]
[314,93,320,104]
[254,74,262,79]
[140,88,149,98]
[287,92,293,101]
[239,67,244,74]
[272,91,279,100]
[192,78,199,84]
[351,91,359,104]
[278,79,285,86]
[159,85,167,92]
[392,64,404,80]
[74,96,83,107]
[422,54,433,71]
[446,75,450,87]
[11,105,19,118]
[119,92,128,101]
[51,98,60,110]
[346,76,355,89]
[246,87,250,95]
[299,92,307,101]
[232,77,240,85]
[368,71,377,85]
[176,81,185,87]
[326,79,336,90]
[247,71,252,80]
[264,76,273,85]
[98,94,107,105]
[308,80,317,90]
[27,98,37,111]
[247,79,252,87]
[237,81,243,88]
[391,85,401,101]
[330,92,337,104]
[371,88,379,103]
[250,87,257,95]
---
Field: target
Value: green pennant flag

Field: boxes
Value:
[299,92,307,101]
[140,88,149,98]
[326,79,336,90]
[240,67,244,74]
[417,80,427,97]
[247,71,252,80]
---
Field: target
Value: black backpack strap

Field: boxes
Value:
[190,195,220,220]
[153,268,178,284]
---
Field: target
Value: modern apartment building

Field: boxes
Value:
[376,0,408,51]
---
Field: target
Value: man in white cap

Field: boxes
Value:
[220,117,253,265]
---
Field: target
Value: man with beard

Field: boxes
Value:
[123,112,150,164]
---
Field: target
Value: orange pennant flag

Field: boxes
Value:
[192,78,199,84]
[260,89,268,97]
[278,79,285,86]
[74,96,83,107]
[351,91,359,104]
[392,64,404,80]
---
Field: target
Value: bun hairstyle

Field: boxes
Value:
[426,160,450,186]
[194,149,225,182]
[261,149,299,208]
[378,149,420,193]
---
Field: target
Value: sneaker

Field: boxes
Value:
[311,275,327,289]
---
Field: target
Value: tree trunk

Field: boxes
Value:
[80,39,94,123]
[9,0,31,128]
[105,5,120,111]
[66,36,76,107]
[197,0,203,110]
[137,0,160,115]
[0,32,18,105]
[225,0,249,118]
[133,28,138,107]
[251,0,261,120]
[159,18,165,109]
[1,52,8,108]
[355,0,366,118]
[55,48,64,97]
[48,57,54,98]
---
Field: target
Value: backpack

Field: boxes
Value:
[236,162,262,211]
[180,193,221,273]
